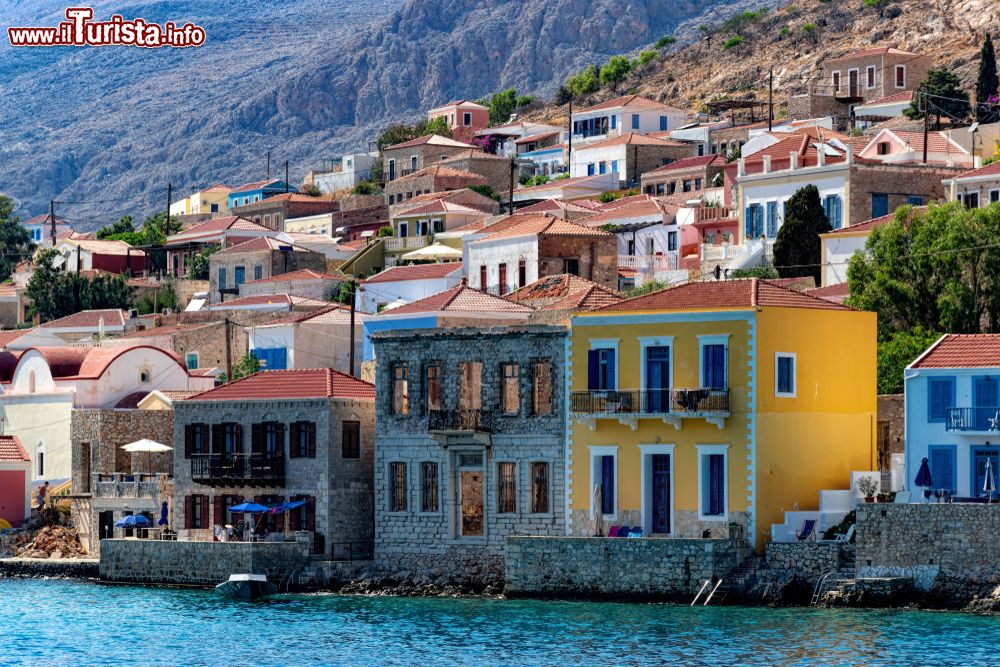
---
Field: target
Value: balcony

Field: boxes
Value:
[571,388,730,430]
[834,84,863,102]
[946,407,1000,433]
[191,455,284,487]
[92,473,166,499]
[618,253,678,273]
[428,409,495,434]
[383,235,431,252]
[693,205,736,223]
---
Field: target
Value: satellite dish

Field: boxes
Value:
[969,122,980,133]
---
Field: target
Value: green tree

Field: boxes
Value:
[188,243,218,280]
[0,195,34,283]
[26,250,134,322]
[554,85,573,106]
[600,55,633,93]
[134,281,179,315]
[565,65,600,98]
[598,192,621,204]
[637,50,658,67]
[424,116,450,136]
[300,184,322,197]
[847,203,1000,340]
[976,34,999,122]
[772,185,831,284]
[654,35,676,49]
[468,184,501,201]
[221,353,260,384]
[486,88,518,125]
[515,95,534,108]
[376,117,451,152]
[876,327,942,394]
[351,181,382,196]
[904,68,971,129]
[96,216,135,240]
[376,225,394,238]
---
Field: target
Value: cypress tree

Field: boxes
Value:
[772,185,831,284]
[976,34,999,121]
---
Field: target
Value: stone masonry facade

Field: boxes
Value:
[172,396,374,560]
[538,233,618,290]
[847,163,964,226]
[209,246,327,302]
[371,326,567,585]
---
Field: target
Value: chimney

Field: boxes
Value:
[762,155,772,173]
[974,155,983,168]
[817,148,826,167]
[737,158,746,177]
[789,152,798,170]
[846,145,854,164]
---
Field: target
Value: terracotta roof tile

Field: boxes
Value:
[380,285,533,316]
[911,334,1000,369]
[166,216,270,244]
[506,274,623,311]
[244,269,338,284]
[393,200,484,217]
[0,435,30,463]
[39,309,126,330]
[579,132,689,151]
[0,329,32,348]
[579,94,678,113]
[208,294,326,309]
[186,368,375,401]
[642,154,722,177]
[880,130,969,156]
[0,350,23,382]
[475,214,612,242]
[856,90,915,108]
[592,278,851,313]
[955,160,1000,180]
[216,236,310,255]
[515,199,597,216]
[231,179,283,194]
[364,263,463,284]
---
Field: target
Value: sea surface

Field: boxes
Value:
[0,578,996,666]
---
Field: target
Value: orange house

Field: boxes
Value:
[427,100,490,142]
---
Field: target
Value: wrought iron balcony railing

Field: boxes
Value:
[427,409,495,433]
[570,388,730,416]
[191,455,285,486]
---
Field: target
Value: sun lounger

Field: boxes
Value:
[607,525,622,537]
[834,525,855,543]
[796,519,816,541]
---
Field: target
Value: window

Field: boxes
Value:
[420,462,438,512]
[479,265,487,289]
[600,455,615,514]
[588,347,616,391]
[667,231,677,252]
[458,361,482,410]
[907,195,925,206]
[964,192,980,209]
[991,189,1000,204]
[139,369,151,383]
[700,337,728,390]
[599,161,607,174]
[611,160,618,173]
[218,267,226,290]
[626,238,636,256]
[745,203,764,239]
[342,421,360,459]
[498,462,516,513]
[433,218,444,234]
[502,363,520,415]
[823,195,843,229]
[694,178,703,190]
[498,262,507,294]
[185,353,199,370]
[682,179,692,192]
[392,365,410,415]
[211,422,242,458]
[388,159,396,181]
[775,353,796,397]
[530,462,549,513]
[610,114,617,129]
[36,442,44,476]
[254,265,262,281]
[866,65,876,89]
[587,163,595,176]
[631,114,640,129]
[928,445,957,493]
[184,423,209,457]
[698,446,728,519]
[832,71,841,91]
[765,201,778,238]
[532,362,553,415]
[659,116,668,131]
[389,462,407,511]
[895,65,906,88]
[410,156,418,172]
[210,203,219,213]
[877,141,891,155]
[562,257,581,276]
[518,258,526,287]
[425,364,442,413]
[463,111,471,126]
[289,421,316,458]
[927,377,955,423]
[398,222,408,238]
[871,193,889,218]
[187,494,208,529]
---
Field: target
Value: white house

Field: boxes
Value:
[571,95,687,147]
[942,160,1000,208]
[818,206,925,286]
[857,129,974,167]
[311,153,377,193]
[248,305,365,373]
[904,334,1000,499]
[570,133,692,185]
[358,263,463,313]
[0,345,213,481]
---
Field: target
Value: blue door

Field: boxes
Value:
[645,346,670,412]
[234,266,245,286]
[651,454,671,534]
[972,447,999,497]
[871,193,889,218]
[974,377,999,430]
[252,348,287,370]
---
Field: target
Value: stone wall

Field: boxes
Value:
[848,163,964,227]
[537,234,617,289]
[208,248,327,301]
[383,171,485,203]
[440,154,512,194]
[856,503,1000,589]
[504,536,741,598]
[877,394,904,471]
[766,542,855,580]
[99,538,310,585]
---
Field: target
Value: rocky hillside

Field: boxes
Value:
[0,0,780,227]
[527,0,998,126]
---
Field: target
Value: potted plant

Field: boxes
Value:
[857,476,880,503]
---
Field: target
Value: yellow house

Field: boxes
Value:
[168,184,231,217]
[568,278,876,550]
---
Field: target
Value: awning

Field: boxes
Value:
[120,439,172,453]
[401,243,463,261]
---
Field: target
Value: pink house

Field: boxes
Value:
[858,129,974,167]
[427,100,490,142]
[0,435,31,528]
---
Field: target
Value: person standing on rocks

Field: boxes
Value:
[37,481,49,511]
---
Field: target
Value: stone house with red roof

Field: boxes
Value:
[383,165,487,206]
[382,135,478,183]
[207,237,327,303]
[237,268,343,302]
[640,154,726,197]
[436,149,515,194]
[943,160,1000,208]
[164,216,280,278]
[230,193,341,232]
[371,325,567,585]
[171,369,375,560]
[570,132,694,186]
[0,435,31,528]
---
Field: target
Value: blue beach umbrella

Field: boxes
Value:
[115,515,151,529]
[914,457,933,489]
[158,501,169,527]
[228,502,270,514]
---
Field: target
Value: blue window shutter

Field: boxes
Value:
[766,202,777,238]
[601,456,615,514]
[872,194,889,218]
[714,346,726,388]
[930,448,955,492]
[709,454,724,515]
[605,350,616,390]
[632,114,639,129]
[587,350,599,391]
[660,116,667,131]
[610,115,617,129]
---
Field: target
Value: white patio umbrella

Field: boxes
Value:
[400,243,462,262]
[120,440,173,475]
[591,484,605,537]
[984,458,996,501]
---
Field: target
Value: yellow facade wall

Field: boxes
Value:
[753,306,877,545]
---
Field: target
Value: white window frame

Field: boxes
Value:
[895,64,906,89]
[774,351,797,398]
[588,338,620,390]
[588,445,619,519]
[639,443,675,535]
[410,155,418,172]
[696,444,730,521]
[638,336,674,392]
[697,334,730,389]
[463,111,472,126]
[989,188,1000,204]
[866,65,876,89]
[831,70,841,92]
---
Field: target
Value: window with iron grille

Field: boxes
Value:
[502,363,520,415]
[393,365,410,415]
[425,364,442,413]
[533,362,552,415]
[498,462,516,513]
[342,421,360,459]
[420,462,439,512]
[389,462,407,512]
[530,462,549,513]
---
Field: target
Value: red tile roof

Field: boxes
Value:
[393,165,486,183]
[827,47,922,63]
[114,391,152,409]
[208,294,326,309]
[506,274,623,311]
[254,304,351,327]
[955,160,1000,181]
[244,269,338,284]
[825,205,926,235]
[254,193,332,204]
[515,199,597,216]
[165,216,270,244]
[0,435,30,463]
[39,309,126,331]
[857,90,915,107]
[216,236,310,255]
[186,368,374,401]
[387,134,474,151]
[514,131,560,145]
[743,133,846,167]
[879,130,969,156]
[911,334,1000,369]
[19,345,185,379]
[580,132,688,151]
[579,95,675,113]
[364,262,463,284]
[476,214,613,242]
[805,282,850,304]
[642,154,722,177]
[381,285,534,316]
[592,278,852,312]
[581,199,672,226]
[393,200,484,217]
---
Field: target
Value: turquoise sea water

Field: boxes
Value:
[0,579,996,666]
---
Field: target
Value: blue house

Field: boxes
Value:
[20,214,72,247]
[905,334,1000,499]
[226,179,290,210]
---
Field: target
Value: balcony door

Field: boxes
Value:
[974,377,999,431]
[972,447,1000,498]
[651,454,671,534]
[457,452,484,538]
[645,346,671,412]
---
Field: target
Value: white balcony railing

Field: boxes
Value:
[618,254,678,272]
[700,244,743,262]
[384,236,430,252]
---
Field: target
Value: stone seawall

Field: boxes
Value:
[765,542,855,580]
[0,558,100,580]
[504,536,741,599]
[99,540,310,586]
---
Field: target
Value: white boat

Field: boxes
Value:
[214,573,278,600]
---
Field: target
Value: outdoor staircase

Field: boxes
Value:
[691,554,769,606]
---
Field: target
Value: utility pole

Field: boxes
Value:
[508,157,516,215]
[49,200,56,247]
[76,244,81,275]
[266,151,271,179]
[166,182,172,230]
[348,279,357,378]
[768,68,774,132]
[921,86,929,165]
[567,98,573,176]
[284,161,289,193]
